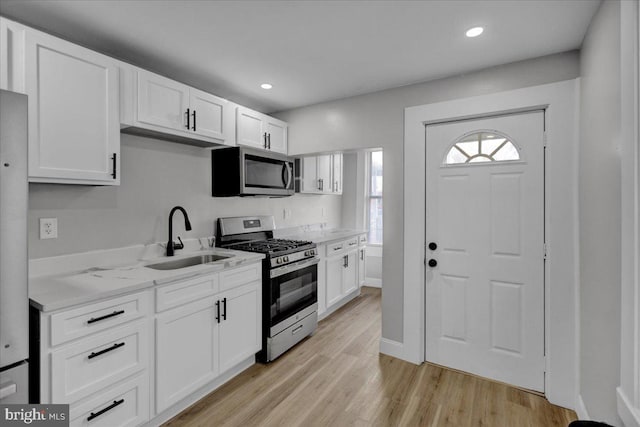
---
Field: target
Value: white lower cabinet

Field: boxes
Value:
[319,235,365,318]
[153,264,261,416]
[37,260,263,427]
[218,282,261,374]
[155,297,218,413]
[35,290,152,427]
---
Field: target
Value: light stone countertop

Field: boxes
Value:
[276,228,368,244]
[29,247,265,313]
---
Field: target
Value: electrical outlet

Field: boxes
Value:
[39,218,58,239]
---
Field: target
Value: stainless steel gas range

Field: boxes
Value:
[217,216,318,362]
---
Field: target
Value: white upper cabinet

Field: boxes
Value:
[264,116,288,153]
[122,67,235,147]
[296,153,343,194]
[236,106,288,154]
[1,17,121,185]
[190,87,228,141]
[236,106,265,149]
[136,70,190,132]
[332,153,343,193]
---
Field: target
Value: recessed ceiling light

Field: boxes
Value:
[261,83,273,90]
[465,27,484,38]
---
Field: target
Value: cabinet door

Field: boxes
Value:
[265,117,287,154]
[358,246,366,287]
[316,154,332,193]
[300,156,318,193]
[342,249,358,295]
[218,282,261,375]
[332,153,343,194]
[236,106,266,149]
[190,88,230,142]
[326,255,344,307]
[155,297,218,413]
[24,30,120,184]
[317,255,327,315]
[136,69,190,134]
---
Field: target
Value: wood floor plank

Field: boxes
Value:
[163,287,576,427]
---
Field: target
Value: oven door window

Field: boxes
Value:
[270,264,317,326]
[245,155,292,190]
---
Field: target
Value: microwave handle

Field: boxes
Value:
[282,162,293,189]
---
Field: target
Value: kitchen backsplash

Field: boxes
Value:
[28,133,342,259]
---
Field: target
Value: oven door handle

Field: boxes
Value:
[270,257,320,278]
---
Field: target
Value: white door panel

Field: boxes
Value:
[425,111,544,392]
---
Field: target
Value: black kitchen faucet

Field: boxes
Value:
[167,206,192,256]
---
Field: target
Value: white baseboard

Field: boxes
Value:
[617,387,640,427]
[379,337,405,360]
[364,278,382,288]
[575,394,590,420]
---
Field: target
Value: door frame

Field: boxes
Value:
[424,109,547,392]
[403,79,579,409]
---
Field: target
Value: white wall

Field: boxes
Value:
[578,1,623,424]
[28,133,343,259]
[276,51,580,343]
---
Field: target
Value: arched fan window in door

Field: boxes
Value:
[444,131,521,165]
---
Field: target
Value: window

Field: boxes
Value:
[444,131,520,165]
[367,151,383,245]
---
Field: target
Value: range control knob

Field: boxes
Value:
[310,249,315,256]
[284,256,289,262]
[276,258,282,265]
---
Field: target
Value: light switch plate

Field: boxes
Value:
[40,218,58,239]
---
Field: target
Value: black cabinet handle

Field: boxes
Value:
[87,310,125,324]
[263,132,268,149]
[428,242,438,251]
[185,108,190,129]
[88,342,125,360]
[215,300,220,323]
[343,255,348,268]
[111,153,117,180]
[428,259,437,268]
[222,298,227,320]
[360,249,364,260]
[268,133,271,149]
[192,110,196,131]
[87,399,124,421]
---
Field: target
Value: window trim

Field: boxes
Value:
[366,150,383,246]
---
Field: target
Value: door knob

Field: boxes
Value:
[428,259,437,267]
[428,242,437,251]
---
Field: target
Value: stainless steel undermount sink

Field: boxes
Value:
[145,254,231,270]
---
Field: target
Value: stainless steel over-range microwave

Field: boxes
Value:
[211,147,295,197]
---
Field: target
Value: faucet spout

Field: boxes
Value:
[167,206,192,256]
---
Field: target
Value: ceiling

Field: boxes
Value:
[0,0,600,113]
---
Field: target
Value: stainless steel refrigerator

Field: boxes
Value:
[0,89,29,403]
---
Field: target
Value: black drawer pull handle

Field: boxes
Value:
[222,298,227,321]
[88,342,125,360]
[215,300,221,323]
[87,399,124,421]
[87,310,125,324]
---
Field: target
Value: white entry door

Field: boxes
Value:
[425,111,545,392]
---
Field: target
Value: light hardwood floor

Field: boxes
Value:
[164,287,577,427]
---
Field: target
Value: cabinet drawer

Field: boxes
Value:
[69,373,149,427]
[50,292,150,347]
[51,320,148,403]
[345,237,359,249]
[156,273,219,312]
[326,237,358,256]
[219,262,262,292]
[359,234,367,245]
[326,241,346,256]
